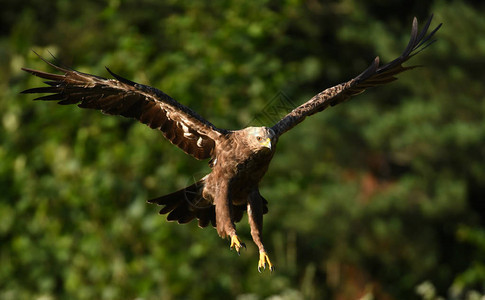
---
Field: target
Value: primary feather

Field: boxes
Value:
[22,56,225,160]
[271,15,442,137]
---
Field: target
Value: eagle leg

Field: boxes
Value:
[248,191,274,272]
[258,251,274,273]
[215,181,246,254]
[230,235,246,255]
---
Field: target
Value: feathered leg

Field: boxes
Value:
[215,181,245,254]
[248,191,273,272]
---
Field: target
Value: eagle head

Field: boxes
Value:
[244,126,277,152]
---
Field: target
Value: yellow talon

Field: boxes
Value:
[230,235,246,254]
[258,251,274,272]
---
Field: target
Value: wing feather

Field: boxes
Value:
[22,54,226,160]
[272,15,442,137]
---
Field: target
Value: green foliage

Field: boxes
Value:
[1,0,484,299]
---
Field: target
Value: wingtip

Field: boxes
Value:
[105,66,115,78]
[105,67,137,86]
[412,16,418,26]
[21,67,46,75]
[356,56,379,81]
[410,17,419,40]
[105,66,118,79]
[25,50,70,73]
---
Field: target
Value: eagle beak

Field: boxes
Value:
[261,138,272,150]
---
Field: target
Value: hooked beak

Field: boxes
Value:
[261,138,272,150]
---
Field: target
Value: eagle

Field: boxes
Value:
[22,16,441,272]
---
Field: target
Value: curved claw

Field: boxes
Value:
[230,235,246,254]
[258,251,274,273]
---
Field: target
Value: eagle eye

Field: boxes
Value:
[256,136,263,142]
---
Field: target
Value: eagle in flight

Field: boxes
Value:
[22,16,440,272]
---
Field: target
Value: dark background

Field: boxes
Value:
[1,0,484,299]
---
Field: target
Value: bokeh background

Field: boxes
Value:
[1,0,484,299]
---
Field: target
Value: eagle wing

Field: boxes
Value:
[22,56,226,160]
[271,15,442,137]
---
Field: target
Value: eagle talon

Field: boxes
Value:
[230,235,245,254]
[258,251,274,273]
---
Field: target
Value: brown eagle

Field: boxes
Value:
[22,16,440,272]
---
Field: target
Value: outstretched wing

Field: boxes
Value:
[271,15,442,137]
[22,56,226,160]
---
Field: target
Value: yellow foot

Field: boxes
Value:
[258,251,274,272]
[230,235,246,255]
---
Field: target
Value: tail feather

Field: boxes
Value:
[196,209,215,228]
[167,205,194,223]
[148,178,270,228]
[148,178,216,228]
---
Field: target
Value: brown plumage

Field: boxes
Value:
[21,16,441,272]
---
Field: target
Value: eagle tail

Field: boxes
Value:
[148,179,269,228]
[148,178,216,228]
